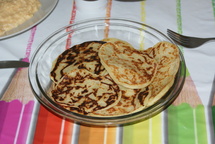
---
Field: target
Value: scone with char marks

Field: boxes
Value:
[89,86,151,116]
[102,38,135,49]
[49,39,180,117]
[50,41,106,83]
[51,69,121,115]
[98,42,157,89]
[143,41,180,106]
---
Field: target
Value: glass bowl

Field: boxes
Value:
[29,18,186,126]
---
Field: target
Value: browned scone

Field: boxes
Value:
[49,39,180,116]
[143,41,180,106]
[89,86,151,116]
[50,41,106,83]
[98,42,157,89]
[51,69,121,115]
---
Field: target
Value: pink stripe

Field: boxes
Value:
[16,101,35,144]
[0,101,9,134]
[22,26,37,63]
[0,100,22,143]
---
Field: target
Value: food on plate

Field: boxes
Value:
[143,42,180,106]
[0,0,41,36]
[51,69,121,115]
[49,38,180,116]
[50,41,106,83]
[102,37,135,48]
[89,86,150,116]
[99,42,157,89]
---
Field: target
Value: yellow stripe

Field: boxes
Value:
[130,113,162,144]
[141,1,146,22]
[151,114,162,144]
[126,2,163,144]
[133,120,150,144]
[140,1,146,50]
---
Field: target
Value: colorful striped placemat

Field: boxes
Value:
[0,0,214,144]
[167,76,208,144]
[0,26,36,143]
[167,1,208,143]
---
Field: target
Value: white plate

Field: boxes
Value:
[0,0,59,40]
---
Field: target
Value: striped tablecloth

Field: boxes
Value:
[1,0,215,144]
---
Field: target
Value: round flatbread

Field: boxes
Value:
[102,38,135,48]
[51,69,121,115]
[98,42,157,89]
[50,41,106,83]
[89,86,150,116]
[49,39,180,116]
[143,41,180,106]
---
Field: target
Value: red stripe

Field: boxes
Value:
[60,2,77,142]
[66,1,77,49]
[33,105,63,144]
[62,120,74,144]
[33,3,77,143]
[23,26,37,63]
[59,2,77,142]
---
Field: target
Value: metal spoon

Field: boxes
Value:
[0,61,29,69]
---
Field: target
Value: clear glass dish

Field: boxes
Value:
[29,18,186,126]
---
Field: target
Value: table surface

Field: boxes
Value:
[1,0,215,144]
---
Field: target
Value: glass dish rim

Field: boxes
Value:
[29,17,186,125]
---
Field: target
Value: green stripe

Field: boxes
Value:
[211,1,215,137]
[170,1,208,144]
[212,106,215,136]
[195,105,208,144]
[168,104,208,144]
[122,125,134,144]
[212,0,215,19]
[176,0,182,35]
[168,104,195,144]
[211,0,215,137]
[176,0,190,76]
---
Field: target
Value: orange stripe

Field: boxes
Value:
[106,127,117,144]
[33,105,62,144]
[34,2,76,144]
[106,0,112,18]
[104,0,112,38]
[78,2,115,143]
[78,125,105,144]
[77,3,116,144]
[62,120,74,144]
[62,1,76,142]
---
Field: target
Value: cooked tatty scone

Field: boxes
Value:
[49,39,180,116]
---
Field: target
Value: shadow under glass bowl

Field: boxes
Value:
[29,18,186,126]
